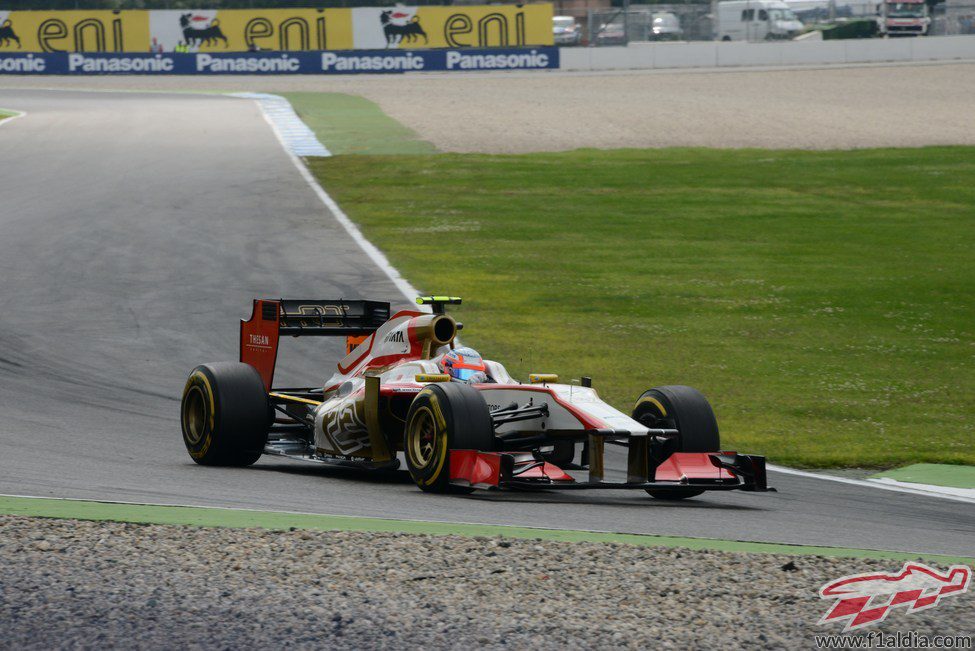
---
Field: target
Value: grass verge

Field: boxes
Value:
[283,92,436,156]
[870,464,975,489]
[1,496,970,564]
[307,147,975,468]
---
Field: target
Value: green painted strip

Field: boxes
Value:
[281,92,437,156]
[870,463,975,489]
[0,496,970,564]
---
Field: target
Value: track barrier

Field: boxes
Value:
[0,48,559,75]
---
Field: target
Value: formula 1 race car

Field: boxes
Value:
[180,296,771,498]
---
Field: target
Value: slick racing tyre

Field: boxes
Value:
[632,385,720,500]
[404,383,494,493]
[181,362,269,467]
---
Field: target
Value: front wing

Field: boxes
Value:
[449,449,772,493]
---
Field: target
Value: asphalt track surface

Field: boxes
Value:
[0,88,972,558]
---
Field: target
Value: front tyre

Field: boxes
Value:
[181,362,269,467]
[633,385,720,500]
[404,383,494,493]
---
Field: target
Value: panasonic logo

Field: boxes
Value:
[321,52,425,72]
[0,55,45,73]
[445,50,549,70]
[197,54,300,73]
[68,54,174,73]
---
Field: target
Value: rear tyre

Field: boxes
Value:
[181,362,269,467]
[404,383,494,493]
[632,385,720,500]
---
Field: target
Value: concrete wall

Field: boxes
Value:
[560,35,975,71]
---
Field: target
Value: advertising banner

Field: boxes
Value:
[351,5,552,49]
[0,10,148,53]
[146,9,354,52]
[0,48,559,74]
[0,5,553,53]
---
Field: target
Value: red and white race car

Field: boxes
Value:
[180,296,771,498]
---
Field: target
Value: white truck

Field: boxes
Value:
[716,0,805,40]
[879,0,930,36]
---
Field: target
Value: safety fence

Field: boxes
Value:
[934,3,975,35]
[559,33,975,70]
[554,3,975,45]
[558,6,713,45]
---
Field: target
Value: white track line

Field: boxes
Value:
[0,108,26,128]
[242,93,426,309]
[231,92,330,157]
[867,477,975,500]
[767,464,975,505]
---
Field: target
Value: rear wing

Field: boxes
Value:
[276,299,390,335]
[240,298,391,390]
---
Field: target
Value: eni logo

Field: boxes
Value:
[443,11,527,47]
[37,16,127,52]
[244,14,329,51]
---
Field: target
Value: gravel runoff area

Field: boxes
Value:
[1,516,971,650]
[2,62,974,152]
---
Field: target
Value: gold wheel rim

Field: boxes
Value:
[409,406,437,468]
[183,385,207,445]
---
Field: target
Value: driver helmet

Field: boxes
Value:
[440,347,488,383]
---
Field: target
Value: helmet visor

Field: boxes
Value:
[450,367,483,382]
